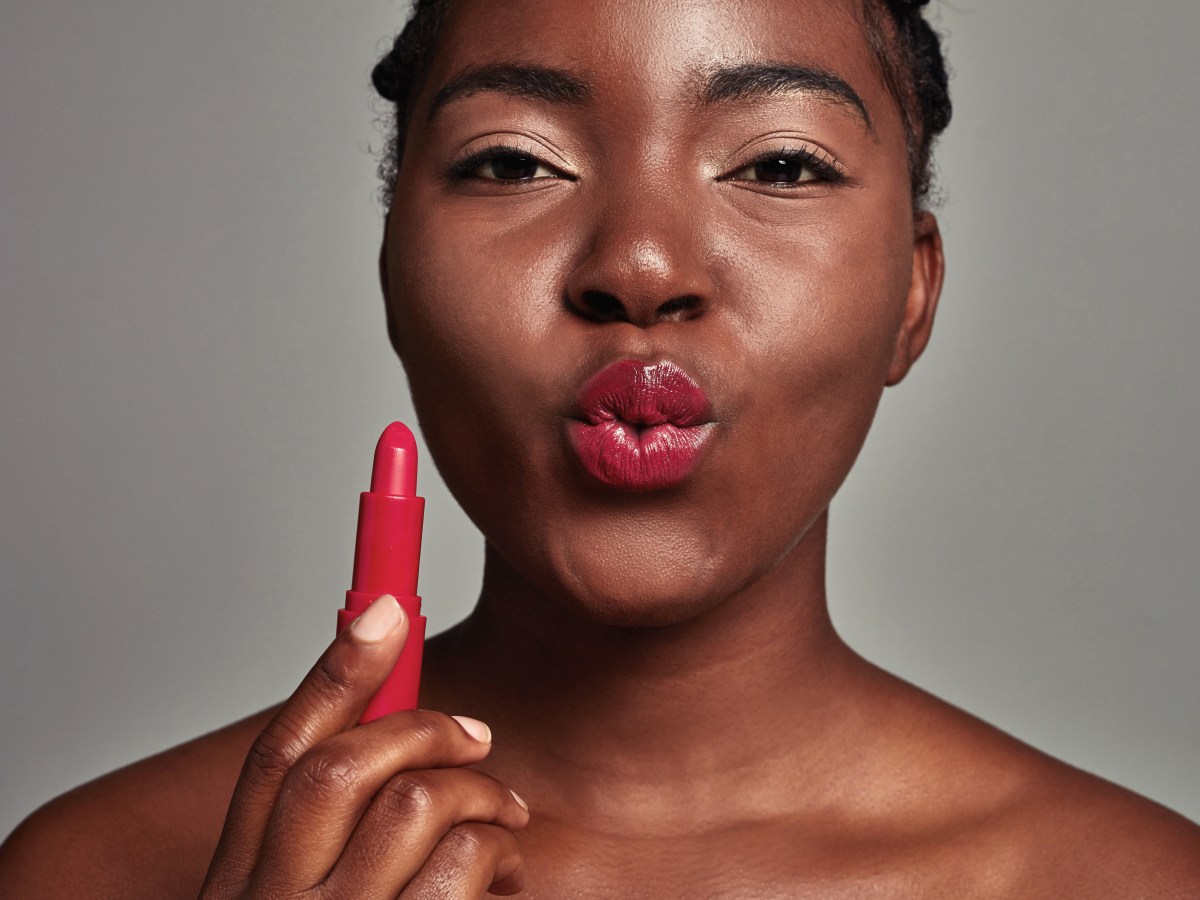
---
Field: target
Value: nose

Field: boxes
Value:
[564,185,714,327]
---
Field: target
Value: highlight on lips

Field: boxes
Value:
[569,359,716,492]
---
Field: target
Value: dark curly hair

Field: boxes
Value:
[372,0,951,208]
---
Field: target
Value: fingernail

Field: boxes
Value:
[509,789,528,811]
[451,715,492,744]
[350,595,403,643]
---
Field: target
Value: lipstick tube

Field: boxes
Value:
[339,421,426,721]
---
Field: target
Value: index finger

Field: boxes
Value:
[203,594,409,888]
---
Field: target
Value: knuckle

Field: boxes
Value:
[442,822,489,863]
[292,747,365,801]
[244,718,307,783]
[382,774,437,822]
[405,825,518,900]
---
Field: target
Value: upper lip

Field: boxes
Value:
[574,358,712,427]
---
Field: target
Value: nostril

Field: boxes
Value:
[579,290,628,323]
[656,295,702,321]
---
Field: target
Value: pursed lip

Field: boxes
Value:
[568,359,716,492]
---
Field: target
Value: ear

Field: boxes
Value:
[379,213,405,359]
[886,211,945,386]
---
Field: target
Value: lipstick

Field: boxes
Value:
[339,421,426,721]
[570,359,715,492]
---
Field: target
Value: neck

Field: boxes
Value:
[422,512,875,828]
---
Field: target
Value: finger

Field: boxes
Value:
[203,595,408,889]
[398,823,526,900]
[252,713,501,890]
[320,767,528,897]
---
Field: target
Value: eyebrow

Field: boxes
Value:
[428,63,591,121]
[426,60,871,132]
[702,63,872,131]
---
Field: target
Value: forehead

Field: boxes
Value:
[420,0,898,133]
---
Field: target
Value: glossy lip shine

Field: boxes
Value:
[569,359,716,492]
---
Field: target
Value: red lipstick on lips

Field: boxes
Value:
[569,359,715,492]
[339,422,427,722]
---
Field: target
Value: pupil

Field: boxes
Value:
[489,154,538,180]
[755,158,801,183]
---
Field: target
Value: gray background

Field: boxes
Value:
[2,1,1197,838]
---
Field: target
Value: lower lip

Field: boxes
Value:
[568,419,716,492]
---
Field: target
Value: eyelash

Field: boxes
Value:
[446,143,847,187]
[447,143,571,183]
[721,146,847,188]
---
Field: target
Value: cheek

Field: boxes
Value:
[387,193,573,373]
[384,196,578,536]
[718,194,913,515]
[735,209,909,382]
[389,240,512,448]
[739,194,911,373]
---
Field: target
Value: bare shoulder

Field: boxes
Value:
[996,758,1200,898]
[898,684,1200,897]
[0,708,274,900]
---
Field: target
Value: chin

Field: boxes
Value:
[548,534,736,628]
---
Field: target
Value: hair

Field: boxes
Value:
[371,0,951,209]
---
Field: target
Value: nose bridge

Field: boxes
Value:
[567,156,712,325]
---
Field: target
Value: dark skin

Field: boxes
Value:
[3,0,1199,896]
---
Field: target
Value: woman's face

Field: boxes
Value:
[383,0,942,625]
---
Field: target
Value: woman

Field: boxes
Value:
[3,0,1198,896]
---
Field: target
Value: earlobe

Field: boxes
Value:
[886,211,945,386]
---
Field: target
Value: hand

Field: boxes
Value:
[199,595,528,898]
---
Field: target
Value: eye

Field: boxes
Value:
[450,146,567,183]
[478,151,556,181]
[722,148,845,188]
[745,155,818,184]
